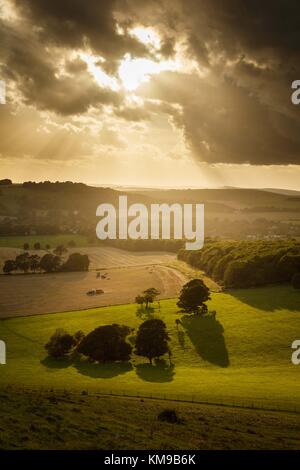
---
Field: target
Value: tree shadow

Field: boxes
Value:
[41,356,72,369]
[227,286,300,312]
[136,359,175,383]
[182,314,229,367]
[41,355,133,378]
[136,306,155,319]
[177,329,185,350]
[74,359,133,379]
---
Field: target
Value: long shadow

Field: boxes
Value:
[136,359,175,383]
[41,356,72,369]
[41,356,133,378]
[136,306,155,319]
[74,359,133,379]
[177,329,185,350]
[227,285,300,312]
[182,314,229,367]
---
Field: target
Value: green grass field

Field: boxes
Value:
[0,234,89,249]
[1,285,299,411]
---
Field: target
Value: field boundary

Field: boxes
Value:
[3,384,300,415]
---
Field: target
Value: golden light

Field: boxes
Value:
[118,54,179,91]
[80,53,120,91]
[130,26,161,50]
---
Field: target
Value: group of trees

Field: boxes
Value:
[178,240,300,288]
[45,319,170,365]
[135,288,160,309]
[3,251,90,274]
[45,278,212,365]
[22,241,76,251]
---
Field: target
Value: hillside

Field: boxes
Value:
[0,286,299,410]
[1,387,299,450]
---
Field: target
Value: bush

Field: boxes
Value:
[157,409,181,424]
[78,324,132,362]
[45,329,76,358]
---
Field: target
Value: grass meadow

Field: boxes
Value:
[1,285,299,411]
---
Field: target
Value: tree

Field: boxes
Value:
[45,329,76,358]
[3,259,16,274]
[177,279,210,315]
[135,319,169,364]
[23,242,30,251]
[62,253,90,272]
[78,324,132,363]
[29,254,40,272]
[73,330,85,344]
[40,253,61,273]
[292,272,300,289]
[135,295,145,306]
[45,244,51,250]
[15,252,30,273]
[143,287,160,308]
[54,245,67,256]
[68,240,76,248]
[0,179,12,186]
[34,242,41,250]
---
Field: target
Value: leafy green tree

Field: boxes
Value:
[135,319,169,364]
[78,324,132,362]
[23,242,30,251]
[15,252,30,273]
[34,242,41,250]
[135,295,144,306]
[177,279,210,315]
[40,253,61,273]
[143,287,160,308]
[45,329,76,358]
[29,254,40,272]
[62,253,90,272]
[3,259,16,274]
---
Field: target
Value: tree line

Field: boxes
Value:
[3,251,90,274]
[178,240,300,288]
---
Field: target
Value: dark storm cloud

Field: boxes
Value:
[0,19,122,115]
[12,0,148,61]
[1,0,300,164]
[134,0,300,165]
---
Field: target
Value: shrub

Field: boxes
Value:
[157,409,181,424]
[45,329,76,358]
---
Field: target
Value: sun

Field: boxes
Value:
[118,54,179,91]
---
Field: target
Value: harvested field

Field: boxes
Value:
[0,248,186,318]
[0,246,176,272]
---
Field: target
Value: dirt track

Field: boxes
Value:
[0,248,186,318]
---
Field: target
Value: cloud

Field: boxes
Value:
[1,0,300,166]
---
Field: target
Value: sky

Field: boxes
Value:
[0,0,300,189]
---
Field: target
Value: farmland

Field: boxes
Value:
[0,247,185,317]
[0,285,299,411]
